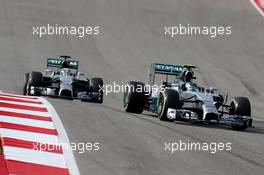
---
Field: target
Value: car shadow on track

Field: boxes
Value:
[98,104,264,135]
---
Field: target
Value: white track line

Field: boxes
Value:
[39,97,80,175]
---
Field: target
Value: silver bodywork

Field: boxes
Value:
[31,68,101,101]
[154,81,220,121]
[155,81,252,127]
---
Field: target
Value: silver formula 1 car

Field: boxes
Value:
[123,63,252,131]
[23,55,103,103]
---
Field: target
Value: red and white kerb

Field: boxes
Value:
[0,92,79,175]
[251,0,264,17]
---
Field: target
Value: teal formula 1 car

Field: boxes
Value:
[23,56,104,103]
[123,63,252,131]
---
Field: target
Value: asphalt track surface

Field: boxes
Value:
[0,0,263,175]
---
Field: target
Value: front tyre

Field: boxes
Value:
[23,73,29,95]
[90,78,104,103]
[158,89,180,121]
[27,71,43,96]
[230,97,251,131]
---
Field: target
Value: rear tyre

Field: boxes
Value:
[158,89,180,121]
[123,81,146,114]
[230,97,251,131]
[90,78,104,103]
[27,71,43,96]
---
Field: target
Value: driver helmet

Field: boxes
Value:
[62,61,68,68]
[184,71,194,82]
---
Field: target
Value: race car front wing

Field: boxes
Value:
[167,108,253,129]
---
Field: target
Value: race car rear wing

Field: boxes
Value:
[47,58,79,69]
[148,63,196,85]
[154,63,185,75]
